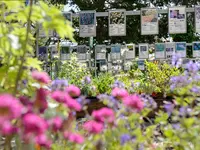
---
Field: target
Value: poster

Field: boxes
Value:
[175,42,186,58]
[111,44,121,60]
[60,46,70,60]
[79,11,96,37]
[138,60,145,70]
[141,8,158,35]
[168,6,187,34]
[95,45,106,60]
[125,44,135,59]
[155,43,165,59]
[109,9,126,36]
[63,12,72,22]
[195,6,200,33]
[39,24,54,37]
[139,44,149,59]
[77,45,87,60]
[165,42,175,59]
[193,42,200,57]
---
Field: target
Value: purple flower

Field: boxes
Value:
[172,123,180,130]
[191,86,200,94]
[179,107,192,117]
[186,61,199,73]
[84,76,91,84]
[112,80,125,89]
[120,134,131,145]
[164,102,174,115]
[51,79,68,91]
[172,53,182,68]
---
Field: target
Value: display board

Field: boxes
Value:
[60,46,70,60]
[77,45,87,60]
[95,45,106,60]
[79,11,96,37]
[111,44,121,60]
[141,8,158,35]
[168,6,187,34]
[63,12,72,22]
[195,6,200,33]
[138,60,145,70]
[139,43,149,59]
[109,9,126,36]
[193,42,200,57]
[125,44,135,59]
[155,43,165,59]
[175,42,187,58]
[165,42,176,59]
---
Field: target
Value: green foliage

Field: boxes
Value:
[58,53,90,87]
[93,72,114,94]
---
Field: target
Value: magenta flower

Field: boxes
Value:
[64,132,84,144]
[92,108,115,123]
[34,88,48,113]
[35,134,52,149]
[51,90,70,103]
[32,71,51,84]
[48,116,63,132]
[0,94,23,124]
[22,113,48,139]
[1,121,18,136]
[66,85,81,97]
[83,120,103,134]
[123,94,144,111]
[65,98,82,111]
[111,87,128,100]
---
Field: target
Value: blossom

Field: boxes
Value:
[51,79,68,91]
[111,87,128,100]
[1,121,18,136]
[0,94,23,124]
[92,108,115,123]
[112,80,125,89]
[48,116,63,132]
[22,113,48,139]
[35,134,52,149]
[83,120,103,134]
[34,88,48,113]
[123,94,144,111]
[164,102,175,115]
[172,53,182,68]
[32,71,51,84]
[190,86,200,94]
[84,76,91,84]
[66,85,81,97]
[186,61,199,73]
[66,98,82,111]
[64,132,84,144]
[120,134,131,145]
[51,90,70,103]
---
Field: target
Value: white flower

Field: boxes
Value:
[8,34,21,49]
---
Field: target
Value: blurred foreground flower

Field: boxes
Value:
[123,94,144,111]
[32,71,51,84]
[83,120,103,134]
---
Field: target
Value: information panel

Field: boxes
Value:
[79,11,96,37]
[175,42,186,58]
[109,10,126,36]
[165,42,175,59]
[111,44,121,60]
[195,6,200,33]
[155,43,165,59]
[168,6,187,34]
[193,42,200,57]
[141,8,158,35]
[139,43,149,59]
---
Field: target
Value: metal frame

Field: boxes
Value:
[195,6,200,33]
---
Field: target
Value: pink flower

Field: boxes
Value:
[22,113,48,138]
[111,87,128,100]
[32,71,51,84]
[1,121,18,136]
[51,90,70,103]
[65,98,81,111]
[34,88,48,113]
[0,94,23,124]
[64,132,84,144]
[35,134,52,149]
[92,108,115,123]
[83,120,103,134]
[123,94,144,111]
[66,85,81,97]
[48,116,63,132]
[19,96,33,113]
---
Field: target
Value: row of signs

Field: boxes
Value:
[58,6,200,37]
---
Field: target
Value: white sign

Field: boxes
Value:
[175,42,186,58]
[125,44,135,59]
[79,11,96,37]
[141,8,158,35]
[111,45,121,60]
[138,60,145,70]
[39,24,54,37]
[77,45,87,60]
[193,42,200,57]
[155,43,165,59]
[168,6,187,34]
[165,42,175,59]
[61,54,70,60]
[95,45,106,60]
[109,10,126,36]
[195,6,200,33]
[139,44,149,59]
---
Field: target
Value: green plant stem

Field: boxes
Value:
[13,0,33,95]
